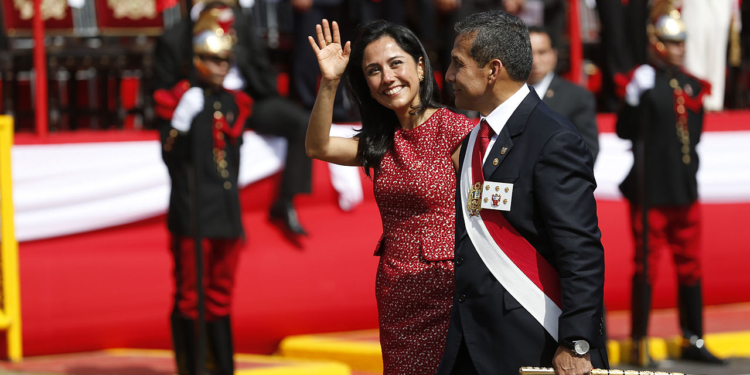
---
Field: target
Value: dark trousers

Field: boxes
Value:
[595,0,635,111]
[247,96,313,200]
[291,5,352,122]
[626,0,649,67]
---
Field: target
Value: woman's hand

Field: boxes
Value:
[308,19,351,82]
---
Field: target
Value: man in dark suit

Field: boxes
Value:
[154,0,311,236]
[437,11,607,375]
[528,26,599,164]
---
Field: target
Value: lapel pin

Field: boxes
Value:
[493,158,499,165]
[500,147,508,155]
[546,89,554,98]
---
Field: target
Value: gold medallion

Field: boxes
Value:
[467,182,483,217]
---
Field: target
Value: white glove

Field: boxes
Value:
[67,0,85,8]
[327,124,364,211]
[172,87,204,132]
[625,65,655,107]
[328,163,363,212]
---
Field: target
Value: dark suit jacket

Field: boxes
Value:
[438,90,608,375]
[542,75,600,163]
[616,66,705,207]
[153,8,278,100]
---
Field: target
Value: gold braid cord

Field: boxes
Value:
[13,0,67,21]
[107,0,157,20]
[520,367,692,375]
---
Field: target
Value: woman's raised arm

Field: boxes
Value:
[305,19,360,166]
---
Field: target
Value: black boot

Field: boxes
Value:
[207,316,235,375]
[171,312,197,375]
[678,282,728,365]
[270,200,307,236]
[630,277,656,367]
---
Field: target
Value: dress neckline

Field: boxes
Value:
[396,108,444,135]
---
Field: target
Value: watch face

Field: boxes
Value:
[574,340,590,355]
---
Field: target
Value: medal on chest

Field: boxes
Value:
[480,181,513,211]
[467,181,514,217]
[467,182,483,217]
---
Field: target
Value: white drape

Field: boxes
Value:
[6,130,749,242]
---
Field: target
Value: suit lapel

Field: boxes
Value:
[482,90,541,177]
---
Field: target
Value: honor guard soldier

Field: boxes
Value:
[615,1,726,366]
[155,0,313,238]
[153,6,252,375]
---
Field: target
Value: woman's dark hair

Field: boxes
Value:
[344,20,441,177]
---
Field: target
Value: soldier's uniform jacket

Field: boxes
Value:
[156,81,252,238]
[616,66,710,206]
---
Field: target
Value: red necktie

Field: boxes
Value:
[471,119,494,182]
[476,119,494,161]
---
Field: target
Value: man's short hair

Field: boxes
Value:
[454,10,532,82]
[527,25,557,50]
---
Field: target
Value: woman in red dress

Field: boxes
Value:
[305,20,474,374]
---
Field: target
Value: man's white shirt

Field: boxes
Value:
[480,84,531,164]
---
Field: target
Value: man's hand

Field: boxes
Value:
[552,345,592,375]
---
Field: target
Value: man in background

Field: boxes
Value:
[528,26,599,163]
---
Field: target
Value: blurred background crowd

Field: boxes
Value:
[1,0,748,134]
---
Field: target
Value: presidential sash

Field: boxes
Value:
[460,126,563,341]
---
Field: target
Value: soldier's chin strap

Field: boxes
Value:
[520,367,695,375]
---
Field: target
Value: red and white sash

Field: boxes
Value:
[459,126,562,341]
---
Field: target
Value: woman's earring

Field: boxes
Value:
[419,74,424,82]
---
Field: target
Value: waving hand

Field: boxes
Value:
[308,19,351,82]
[305,19,360,167]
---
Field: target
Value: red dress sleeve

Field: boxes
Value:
[441,109,476,152]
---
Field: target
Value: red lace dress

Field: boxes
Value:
[372,108,475,375]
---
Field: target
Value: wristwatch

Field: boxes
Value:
[569,340,590,356]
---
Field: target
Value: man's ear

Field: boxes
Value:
[487,59,503,84]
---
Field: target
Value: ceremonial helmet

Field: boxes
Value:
[192,4,237,60]
[647,0,686,57]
